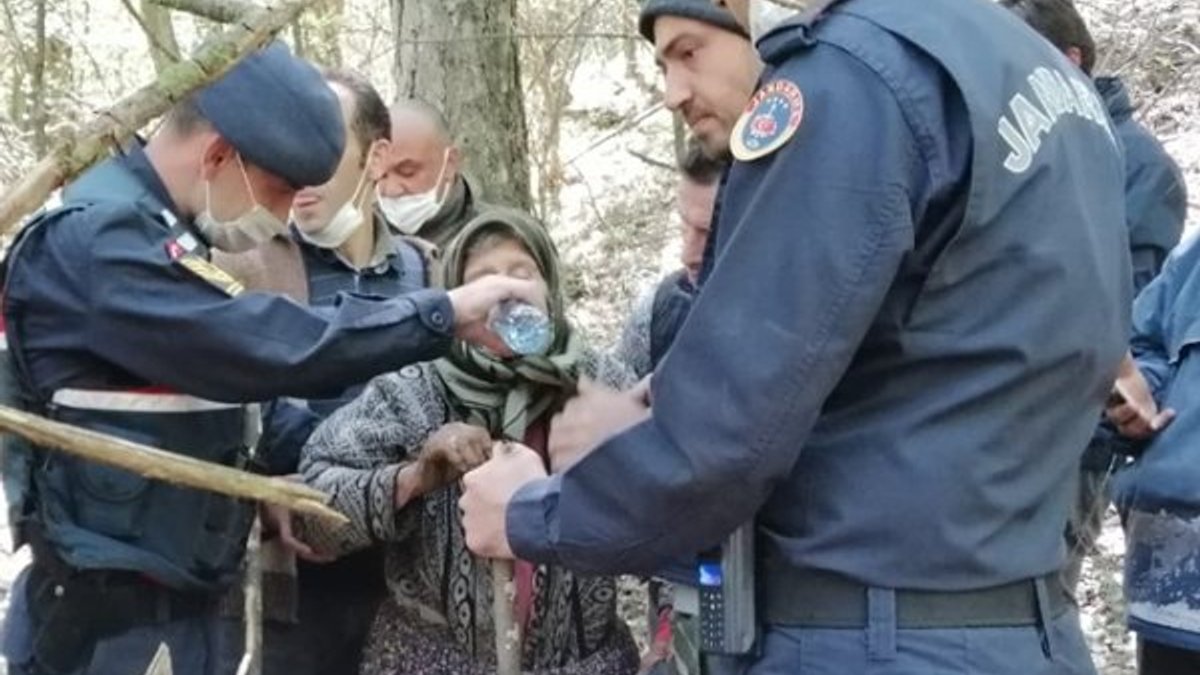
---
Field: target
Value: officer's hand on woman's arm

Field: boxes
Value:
[448,274,542,354]
[1107,351,1175,440]
[548,378,651,473]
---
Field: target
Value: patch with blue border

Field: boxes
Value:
[730,79,805,162]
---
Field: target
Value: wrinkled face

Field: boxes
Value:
[677,178,717,284]
[375,110,459,199]
[292,82,374,233]
[462,236,550,313]
[654,16,762,158]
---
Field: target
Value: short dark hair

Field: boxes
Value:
[322,68,390,163]
[1000,0,1097,75]
[679,137,726,185]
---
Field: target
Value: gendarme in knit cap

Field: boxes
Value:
[638,0,748,41]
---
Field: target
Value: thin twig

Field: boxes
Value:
[627,148,675,171]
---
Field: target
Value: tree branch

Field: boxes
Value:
[627,148,675,172]
[0,405,348,524]
[0,0,321,235]
[149,0,256,24]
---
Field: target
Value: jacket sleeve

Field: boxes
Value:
[298,367,448,555]
[1124,132,1189,292]
[506,48,926,574]
[255,399,320,476]
[74,204,454,402]
[1130,238,1195,402]
[611,288,655,380]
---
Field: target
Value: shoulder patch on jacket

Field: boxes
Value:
[731,79,806,162]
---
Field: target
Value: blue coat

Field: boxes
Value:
[2,144,454,589]
[506,0,1130,592]
[1097,76,1188,293]
[1111,234,1200,650]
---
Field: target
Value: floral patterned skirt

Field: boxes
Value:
[360,596,640,675]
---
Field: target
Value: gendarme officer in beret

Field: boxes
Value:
[460,0,1131,673]
[0,42,535,675]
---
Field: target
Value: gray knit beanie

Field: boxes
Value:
[638,0,747,42]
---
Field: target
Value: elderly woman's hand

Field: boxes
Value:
[395,423,494,506]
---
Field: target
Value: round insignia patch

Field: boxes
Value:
[730,79,805,162]
[399,365,421,380]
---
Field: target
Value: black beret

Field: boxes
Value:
[638,0,747,42]
[195,41,345,189]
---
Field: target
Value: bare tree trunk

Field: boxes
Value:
[391,0,531,211]
[30,0,46,155]
[0,0,323,235]
[1,0,31,129]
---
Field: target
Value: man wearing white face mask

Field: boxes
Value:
[292,74,432,303]
[217,68,436,675]
[0,43,538,675]
[375,99,487,249]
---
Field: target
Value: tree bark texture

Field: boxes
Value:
[391,0,532,211]
[139,0,184,74]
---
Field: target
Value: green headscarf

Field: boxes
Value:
[432,208,584,441]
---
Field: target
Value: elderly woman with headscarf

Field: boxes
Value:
[298,208,640,675]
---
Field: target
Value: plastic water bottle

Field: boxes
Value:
[488,300,553,356]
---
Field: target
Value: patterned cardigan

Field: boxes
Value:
[298,352,639,674]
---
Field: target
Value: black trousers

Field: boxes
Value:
[1139,638,1200,675]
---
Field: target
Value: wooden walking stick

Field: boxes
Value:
[237,515,264,675]
[493,560,520,675]
[490,439,522,675]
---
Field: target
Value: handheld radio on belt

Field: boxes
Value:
[697,522,757,655]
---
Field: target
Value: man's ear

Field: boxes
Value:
[444,145,463,185]
[367,139,391,182]
[198,135,235,181]
[1065,46,1085,70]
